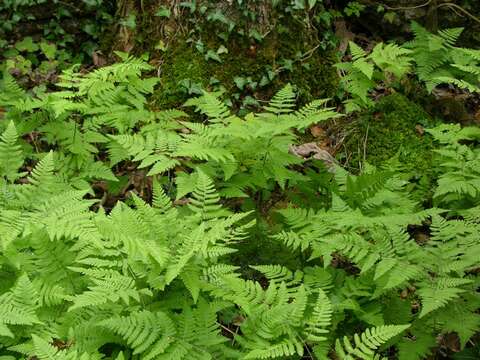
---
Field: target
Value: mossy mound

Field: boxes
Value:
[342,93,437,176]
[152,39,338,110]
[118,1,339,110]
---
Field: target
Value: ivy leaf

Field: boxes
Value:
[120,14,136,29]
[384,11,397,24]
[195,39,204,53]
[248,29,263,41]
[234,76,248,90]
[180,1,196,13]
[205,49,222,62]
[155,40,167,52]
[15,37,39,52]
[293,0,306,10]
[40,42,56,60]
[155,6,171,18]
[217,45,228,55]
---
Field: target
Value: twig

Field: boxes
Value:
[383,0,432,11]
[375,0,480,25]
[363,123,369,164]
[274,43,321,74]
[299,336,315,359]
[217,322,238,346]
[300,44,321,62]
[436,3,480,25]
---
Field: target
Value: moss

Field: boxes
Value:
[286,54,338,102]
[342,93,437,176]
[135,2,339,110]
[150,34,338,111]
[151,45,210,109]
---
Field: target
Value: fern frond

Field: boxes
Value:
[100,311,176,359]
[263,84,296,114]
[184,91,235,123]
[188,170,230,220]
[335,325,410,360]
[0,121,24,181]
[305,289,332,342]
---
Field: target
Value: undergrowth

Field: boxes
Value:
[0,19,479,360]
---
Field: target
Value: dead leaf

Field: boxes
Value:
[289,142,338,172]
[173,198,190,206]
[415,124,425,136]
[92,51,107,67]
[438,333,461,353]
[310,125,325,138]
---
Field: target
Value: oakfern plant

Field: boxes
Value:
[274,138,480,359]
[405,21,480,93]
[108,84,342,199]
[1,54,479,359]
[336,41,412,112]
[0,113,414,359]
[338,22,480,112]
[0,56,340,198]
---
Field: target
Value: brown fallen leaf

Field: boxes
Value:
[310,125,325,138]
[289,142,338,172]
[438,333,461,353]
[92,51,107,67]
[415,124,425,136]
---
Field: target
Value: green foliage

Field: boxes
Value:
[1,52,479,359]
[143,0,340,110]
[341,93,435,186]
[273,130,480,357]
[335,325,410,360]
[426,124,480,210]
[405,22,480,92]
[338,22,480,112]
[336,41,412,112]
[0,1,113,59]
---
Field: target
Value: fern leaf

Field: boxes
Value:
[263,84,296,114]
[335,325,410,360]
[188,170,230,220]
[0,121,24,181]
[305,289,332,342]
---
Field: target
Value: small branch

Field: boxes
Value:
[300,44,321,62]
[436,3,480,25]
[217,322,239,346]
[383,0,432,11]
[363,123,369,165]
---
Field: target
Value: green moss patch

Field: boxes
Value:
[342,93,437,176]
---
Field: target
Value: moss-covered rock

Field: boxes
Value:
[152,45,210,109]
[150,38,338,111]
[342,93,437,176]
[117,1,339,110]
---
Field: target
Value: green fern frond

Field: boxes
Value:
[349,41,367,60]
[184,91,235,123]
[438,27,464,46]
[305,289,332,342]
[0,121,24,181]
[335,325,410,360]
[188,170,230,220]
[100,311,176,359]
[243,339,303,359]
[418,278,472,318]
[263,84,296,114]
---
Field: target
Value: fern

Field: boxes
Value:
[335,325,410,360]
[304,289,333,342]
[0,121,24,181]
[262,83,296,114]
[406,21,480,92]
[100,311,176,359]
[1,52,480,359]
